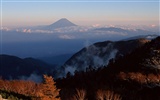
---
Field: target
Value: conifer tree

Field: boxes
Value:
[41,75,60,100]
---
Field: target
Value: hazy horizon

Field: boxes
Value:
[1,0,159,27]
[0,0,159,58]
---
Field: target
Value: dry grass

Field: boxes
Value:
[96,90,121,100]
[71,89,87,100]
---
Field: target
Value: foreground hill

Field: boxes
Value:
[0,37,159,100]
[57,36,160,100]
[63,38,150,75]
[0,55,55,81]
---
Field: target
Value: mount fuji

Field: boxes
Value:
[43,18,77,30]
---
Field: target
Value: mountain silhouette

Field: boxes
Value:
[0,54,55,81]
[44,18,77,30]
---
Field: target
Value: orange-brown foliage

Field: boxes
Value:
[0,75,60,100]
[71,89,87,100]
[96,89,121,100]
[118,72,160,85]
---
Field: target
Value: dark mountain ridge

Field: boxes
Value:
[63,38,150,75]
[107,36,160,74]
[57,36,160,100]
[0,54,55,81]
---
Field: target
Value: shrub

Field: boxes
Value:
[72,89,87,100]
[96,89,121,100]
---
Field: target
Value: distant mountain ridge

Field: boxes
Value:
[123,34,159,41]
[0,54,55,81]
[39,54,73,65]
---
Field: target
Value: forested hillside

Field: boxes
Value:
[0,36,160,100]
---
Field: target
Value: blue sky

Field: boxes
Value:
[1,0,159,27]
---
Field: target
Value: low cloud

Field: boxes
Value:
[19,73,42,83]
[23,29,31,33]
[65,66,77,75]
[59,35,75,39]
[63,42,119,77]
[1,27,11,31]
[92,24,101,27]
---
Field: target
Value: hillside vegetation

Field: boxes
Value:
[0,36,160,100]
